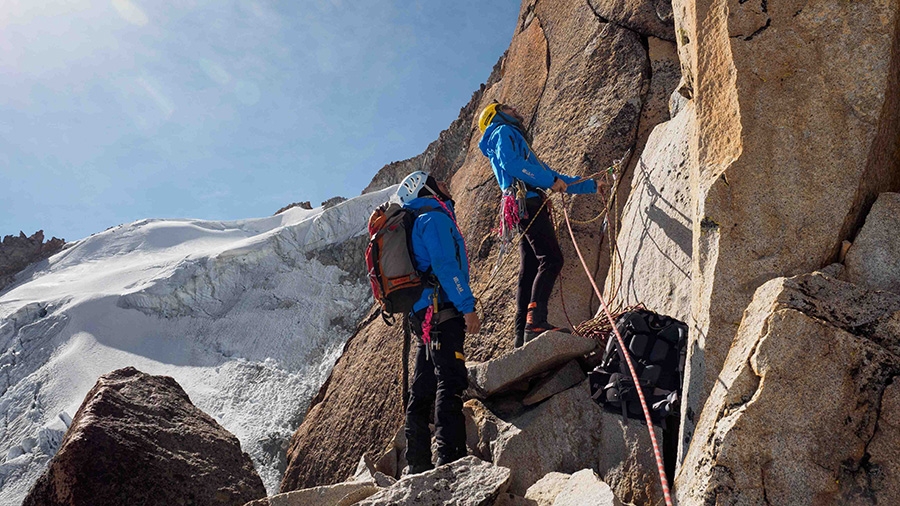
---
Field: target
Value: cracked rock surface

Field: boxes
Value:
[676,272,900,505]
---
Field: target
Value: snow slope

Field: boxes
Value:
[0,186,397,504]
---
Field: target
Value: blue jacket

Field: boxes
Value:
[478,121,598,198]
[403,197,476,315]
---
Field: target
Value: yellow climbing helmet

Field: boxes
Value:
[478,101,502,133]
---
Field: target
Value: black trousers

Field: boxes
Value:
[514,196,564,346]
[405,314,468,468]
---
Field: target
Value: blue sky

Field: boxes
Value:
[1,0,520,241]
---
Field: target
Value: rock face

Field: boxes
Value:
[676,272,900,505]
[606,104,692,323]
[280,312,407,491]
[321,196,347,209]
[670,0,900,461]
[0,230,65,292]
[282,0,678,492]
[23,367,265,506]
[588,0,675,41]
[281,0,900,501]
[842,193,900,295]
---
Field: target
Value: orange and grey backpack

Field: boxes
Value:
[365,202,431,324]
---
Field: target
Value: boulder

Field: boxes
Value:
[355,456,510,506]
[524,472,571,506]
[843,193,900,295]
[372,426,407,480]
[467,331,597,398]
[676,272,900,505]
[522,360,586,406]
[465,380,663,504]
[550,469,620,506]
[23,367,265,506]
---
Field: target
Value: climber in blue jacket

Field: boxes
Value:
[478,101,598,347]
[396,171,480,474]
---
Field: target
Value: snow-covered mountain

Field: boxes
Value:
[0,186,396,504]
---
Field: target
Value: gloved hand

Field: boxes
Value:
[550,177,568,193]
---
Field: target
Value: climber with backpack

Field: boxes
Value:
[477,100,598,347]
[386,171,479,474]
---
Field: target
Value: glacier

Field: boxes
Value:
[0,186,397,504]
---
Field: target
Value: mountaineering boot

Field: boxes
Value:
[523,302,571,343]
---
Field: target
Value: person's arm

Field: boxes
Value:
[543,166,598,195]
[492,126,557,189]
[418,214,476,315]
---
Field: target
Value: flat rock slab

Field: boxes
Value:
[244,480,379,506]
[356,456,510,506]
[523,360,586,406]
[468,331,597,398]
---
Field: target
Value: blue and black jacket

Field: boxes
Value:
[478,115,598,198]
[403,197,475,315]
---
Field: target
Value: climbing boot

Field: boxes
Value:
[523,302,571,343]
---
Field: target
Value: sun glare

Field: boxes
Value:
[111,0,149,27]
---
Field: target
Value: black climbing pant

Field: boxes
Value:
[405,312,468,469]
[514,196,564,347]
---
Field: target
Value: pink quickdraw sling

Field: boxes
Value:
[500,194,520,235]
[422,304,435,347]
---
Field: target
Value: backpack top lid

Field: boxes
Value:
[368,202,403,237]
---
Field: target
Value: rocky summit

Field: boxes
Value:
[0,230,64,293]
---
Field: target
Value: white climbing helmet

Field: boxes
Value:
[396,171,434,204]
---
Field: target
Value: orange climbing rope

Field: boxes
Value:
[561,193,675,506]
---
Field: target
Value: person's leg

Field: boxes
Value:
[522,198,568,341]
[431,317,469,465]
[515,228,539,348]
[405,342,436,473]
